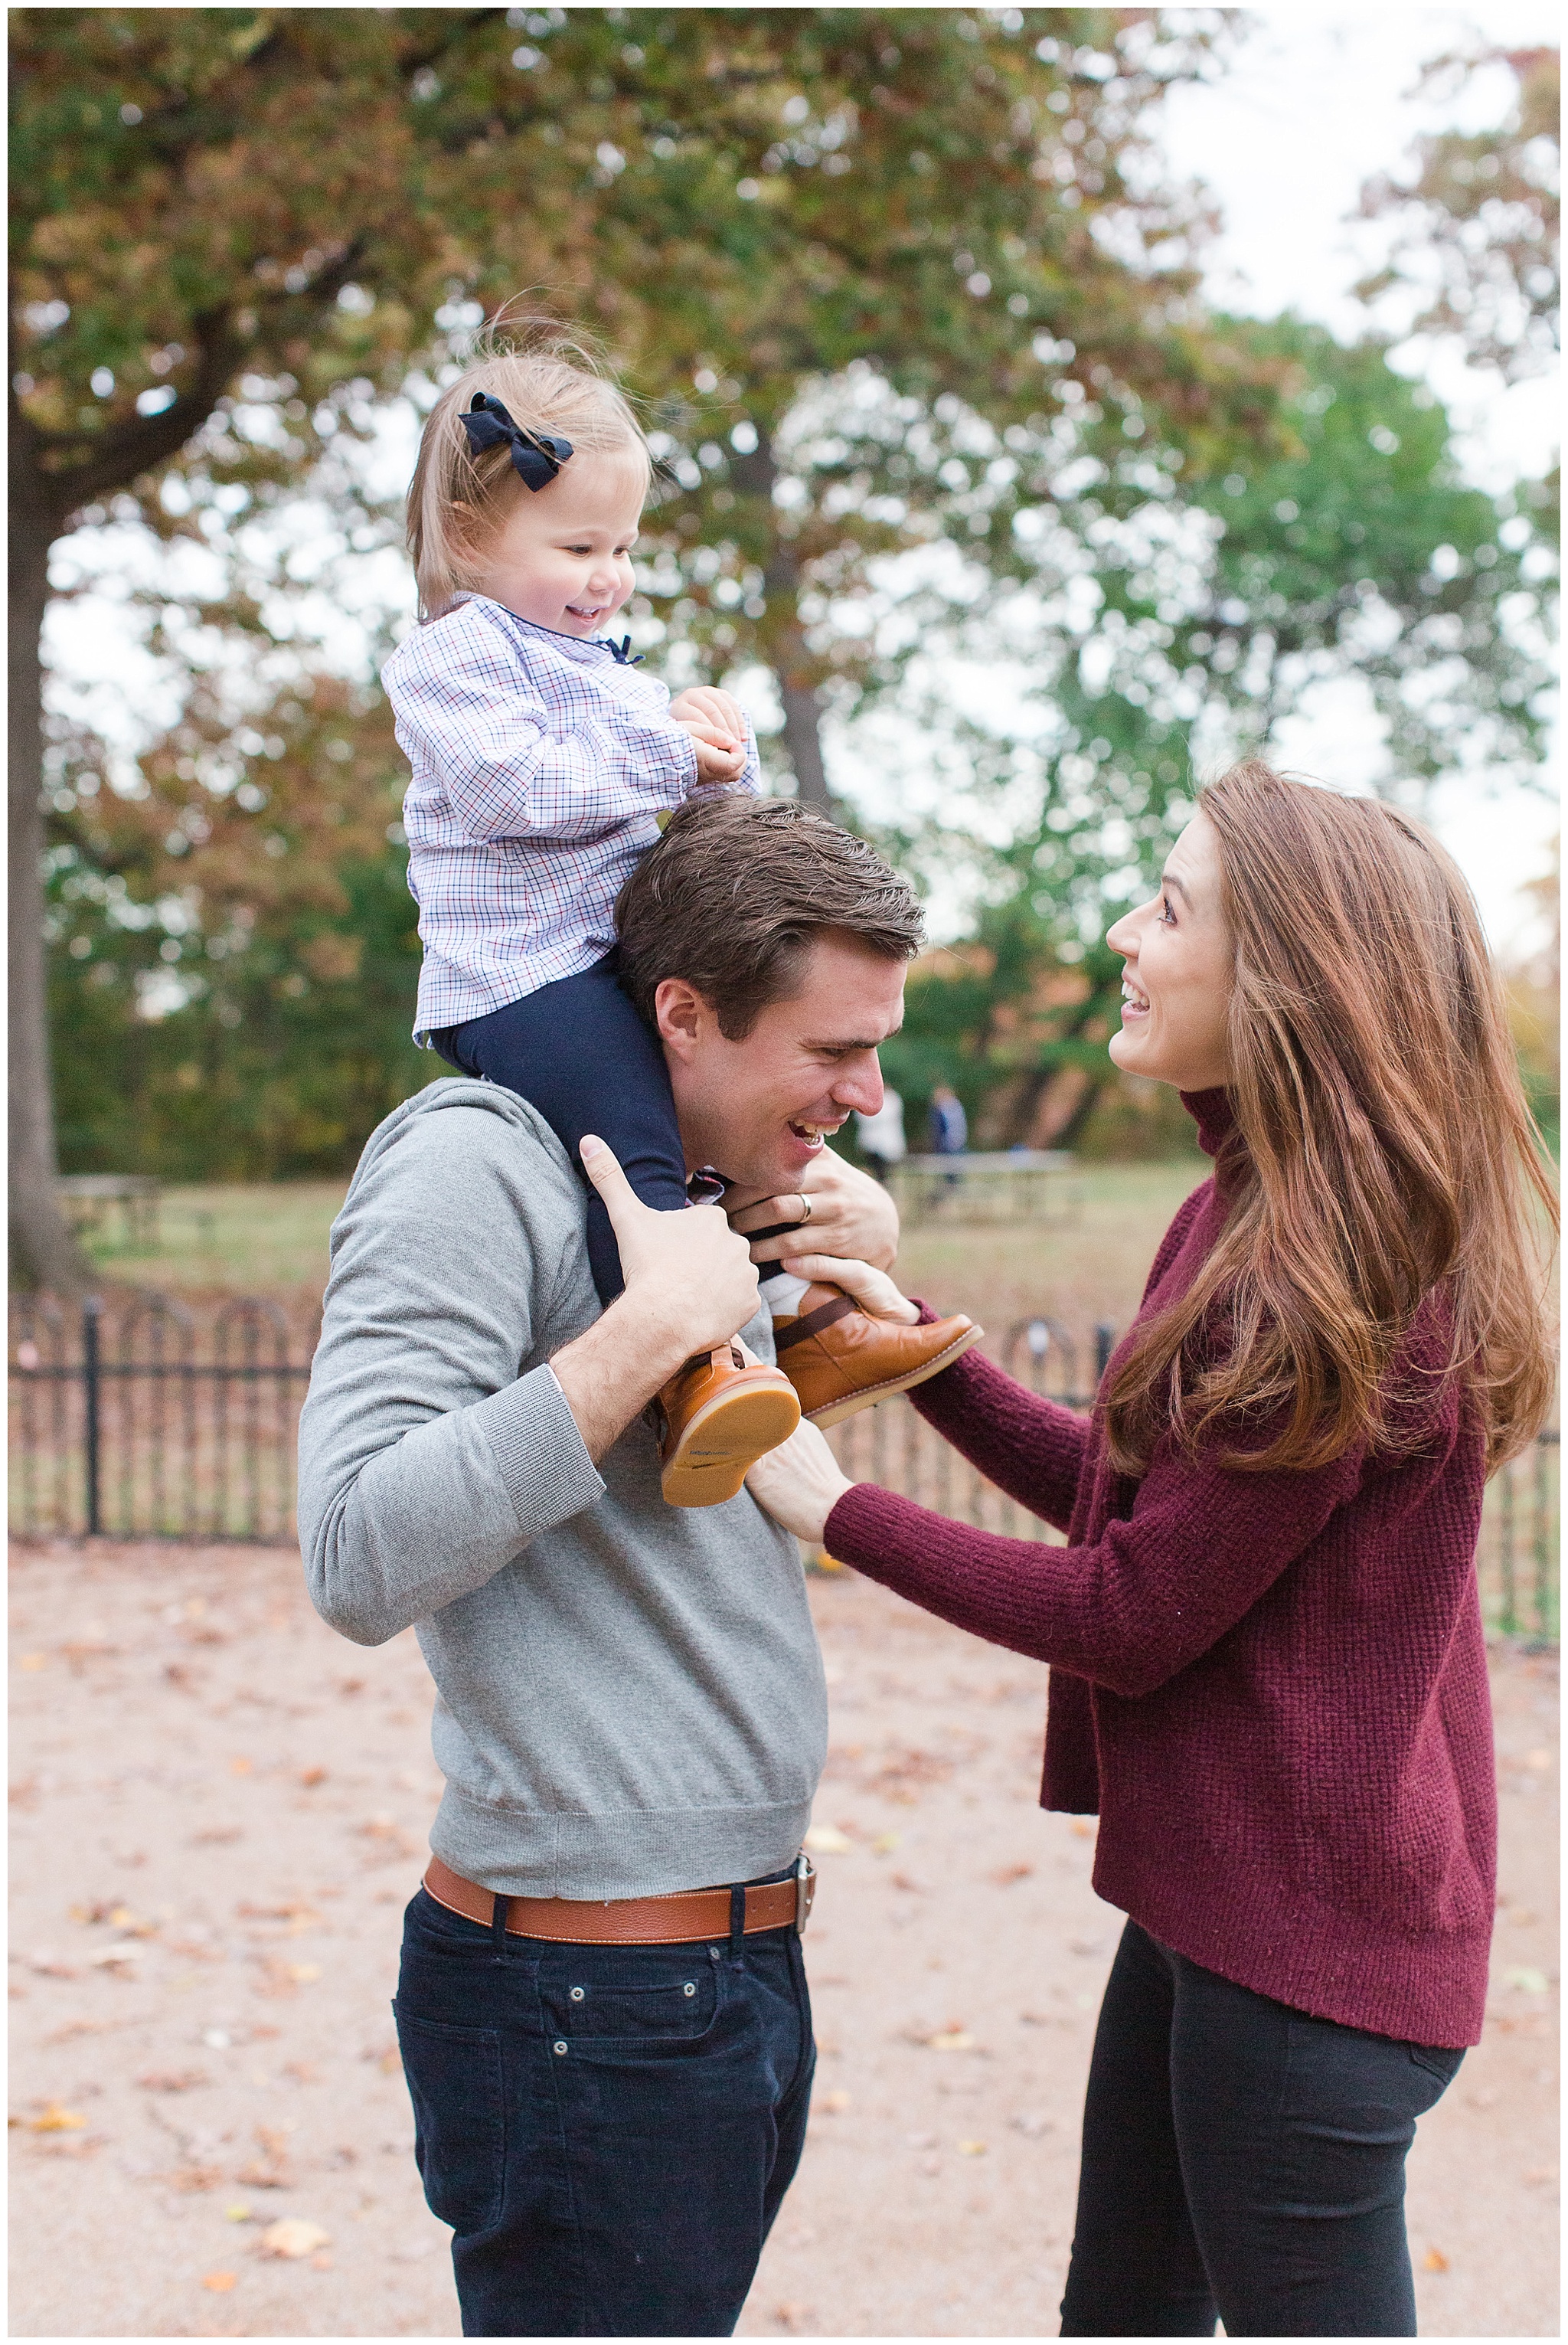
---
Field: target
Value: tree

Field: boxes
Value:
[11,5,1282,1280]
[46,672,430,1179]
[882,317,1554,1149]
[1357,44,1560,384]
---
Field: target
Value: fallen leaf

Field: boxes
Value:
[286,1964,322,1985]
[230,1758,253,1776]
[137,2069,208,2094]
[311,2252,334,2271]
[19,1654,46,1672]
[992,1863,1034,1886]
[1070,1820,1095,1839]
[890,1871,925,1895]
[802,1825,854,1856]
[926,2029,975,2052]
[260,2217,331,2260]
[30,2104,87,2131]
[226,2204,253,2223]
[958,2138,988,2156]
[29,1952,79,1979]
[818,2088,851,2114]
[87,1941,145,1967]
[1011,2112,1054,2137]
[871,1831,901,1854]
[1423,2249,1449,2273]
[299,1766,328,1787]
[203,2271,237,2293]
[1504,1967,1551,1996]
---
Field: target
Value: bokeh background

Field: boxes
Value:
[11,4,1558,1280]
[8,9,1560,2339]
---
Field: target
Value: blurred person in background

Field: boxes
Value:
[929,1081,968,1193]
[854,1083,906,1183]
[745,762,1558,2340]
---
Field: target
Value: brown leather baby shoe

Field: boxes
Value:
[771,1287,982,1426]
[656,1346,802,1508]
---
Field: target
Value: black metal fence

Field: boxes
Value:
[8,1294,1558,1644]
[9,1291,315,1543]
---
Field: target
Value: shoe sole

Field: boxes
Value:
[661,1382,802,1509]
[803,1324,985,1428]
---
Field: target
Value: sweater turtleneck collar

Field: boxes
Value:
[1181,1086,1233,1157]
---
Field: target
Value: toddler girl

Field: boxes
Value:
[384,334,976,1503]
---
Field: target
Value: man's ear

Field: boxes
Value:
[653,976,708,1061]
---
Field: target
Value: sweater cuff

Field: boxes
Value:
[476,1362,606,1540]
[824,1480,908,1579]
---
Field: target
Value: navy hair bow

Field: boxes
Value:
[459,392,573,491]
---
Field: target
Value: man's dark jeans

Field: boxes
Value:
[1060,1920,1466,2338]
[394,1883,815,2337]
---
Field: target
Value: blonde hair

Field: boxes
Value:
[407,319,649,620]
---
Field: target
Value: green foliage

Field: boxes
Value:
[1357,43,1559,384]
[47,673,439,1179]
[880,320,1555,1150]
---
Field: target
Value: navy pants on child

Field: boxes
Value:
[433,955,690,1302]
[394,1883,815,2337]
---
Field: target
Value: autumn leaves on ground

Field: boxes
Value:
[8,1173,1560,2337]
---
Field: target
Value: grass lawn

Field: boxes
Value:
[79,1159,1208,1348]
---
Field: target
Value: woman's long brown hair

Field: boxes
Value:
[1106,761,1558,1477]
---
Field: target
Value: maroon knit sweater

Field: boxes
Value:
[825,1091,1495,2047]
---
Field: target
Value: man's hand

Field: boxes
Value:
[548,1137,760,1462]
[729,1146,900,1274]
[744,1421,854,1545]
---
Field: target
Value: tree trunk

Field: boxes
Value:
[8,440,90,1293]
[778,670,832,815]
[730,432,835,816]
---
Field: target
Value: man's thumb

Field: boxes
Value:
[578,1135,643,1230]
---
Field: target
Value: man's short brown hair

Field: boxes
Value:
[613,794,924,1040]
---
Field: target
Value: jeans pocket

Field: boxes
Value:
[540,1960,719,2046]
[394,2003,507,2232]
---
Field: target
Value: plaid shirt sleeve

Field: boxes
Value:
[392,607,700,845]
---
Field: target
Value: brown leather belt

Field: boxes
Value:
[423,1852,817,1944]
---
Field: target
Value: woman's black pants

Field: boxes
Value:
[1060,1921,1464,2338]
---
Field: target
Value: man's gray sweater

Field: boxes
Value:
[297,1079,828,1899]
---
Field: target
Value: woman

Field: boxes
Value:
[746,762,1557,2339]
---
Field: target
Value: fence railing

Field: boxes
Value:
[8,1294,1558,1644]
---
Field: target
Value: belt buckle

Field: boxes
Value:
[794,1853,815,1936]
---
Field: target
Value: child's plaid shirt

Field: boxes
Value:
[384,594,760,1042]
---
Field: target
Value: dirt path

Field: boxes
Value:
[9,1539,1558,2339]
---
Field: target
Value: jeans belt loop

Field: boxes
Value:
[795,1853,815,1936]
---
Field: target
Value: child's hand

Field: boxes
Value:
[675,721,747,783]
[669,685,748,745]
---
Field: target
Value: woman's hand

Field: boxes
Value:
[745,1420,854,1544]
[729,1146,900,1273]
[771,1251,919,1325]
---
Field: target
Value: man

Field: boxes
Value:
[296,797,960,2337]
